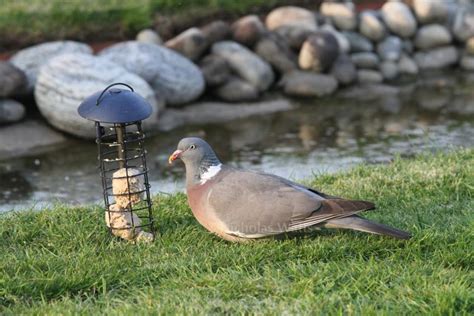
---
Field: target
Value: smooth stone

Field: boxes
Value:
[320,2,357,31]
[466,37,474,55]
[254,33,298,74]
[199,54,231,87]
[298,31,339,72]
[377,36,402,61]
[357,69,383,84]
[460,53,474,70]
[351,52,380,69]
[412,0,451,24]
[452,7,474,41]
[414,24,452,50]
[212,41,274,92]
[398,54,419,75]
[35,53,161,139]
[158,99,293,132]
[0,99,26,124]
[280,71,338,97]
[331,54,357,85]
[402,39,414,54]
[10,41,92,93]
[343,31,374,52]
[359,10,387,42]
[0,62,27,97]
[266,6,317,31]
[0,120,68,160]
[320,24,351,53]
[381,1,417,38]
[414,46,459,70]
[201,20,232,44]
[231,15,266,47]
[165,27,208,61]
[380,61,399,80]
[214,76,259,102]
[136,29,163,45]
[274,25,314,50]
[99,41,205,105]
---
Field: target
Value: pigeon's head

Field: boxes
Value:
[168,137,220,167]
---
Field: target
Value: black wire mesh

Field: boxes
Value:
[96,121,154,240]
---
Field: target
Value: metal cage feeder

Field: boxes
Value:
[78,83,155,242]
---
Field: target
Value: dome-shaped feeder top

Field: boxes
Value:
[78,83,152,124]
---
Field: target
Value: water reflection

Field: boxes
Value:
[1,71,473,211]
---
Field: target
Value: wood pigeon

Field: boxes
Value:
[169,137,411,242]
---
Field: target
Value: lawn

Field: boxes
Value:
[1,149,473,314]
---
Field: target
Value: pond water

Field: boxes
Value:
[1,71,473,212]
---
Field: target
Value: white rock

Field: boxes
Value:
[320,2,357,31]
[412,0,451,24]
[10,41,92,92]
[212,41,274,92]
[265,6,317,31]
[414,24,452,50]
[99,41,205,105]
[35,53,161,139]
[136,29,163,45]
[359,10,387,42]
[414,46,459,70]
[466,37,474,55]
[381,1,417,38]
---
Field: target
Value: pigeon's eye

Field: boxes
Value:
[190,144,196,150]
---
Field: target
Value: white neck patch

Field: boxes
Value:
[200,164,222,184]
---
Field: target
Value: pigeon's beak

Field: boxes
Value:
[168,150,183,164]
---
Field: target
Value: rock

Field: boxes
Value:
[377,36,402,61]
[320,1,357,31]
[10,41,92,92]
[35,53,161,139]
[165,27,208,61]
[201,20,232,44]
[414,24,452,50]
[351,52,380,69]
[343,31,373,52]
[158,99,293,132]
[460,53,474,70]
[99,41,205,105]
[274,25,314,50]
[280,71,338,97]
[298,31,339,72]
[231,15,266,47]
[214,76,259,102]
[136,29,163,45]
[402,39,414,54]
[0,62,27,97]
[359,10,387,42]
[380,61,399,80]
[0,120,68,160]
[398,54,419,75]
[265,6,317,31]
[0,99,26,124]
[466,37,474,55]
[199,54,231,87]
[212,41,274,92]
[414,87,450,111]
[357,69,383,84]
[412,0,451,24]
[331,54,357,85]
[452,7,474,42]
[338,83,399,101]
[381,1,417,38]
[254,33,298,74]
[414,46,459,70]
[320,24,351,53]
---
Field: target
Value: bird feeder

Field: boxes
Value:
[78,83,154,242]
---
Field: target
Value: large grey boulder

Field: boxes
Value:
[331,54,357,85]
[381,1,417,38]
[35,53,161,139]
[212,41,274,92]
[351,52,380,69]
[320,1,357,31]
[10,41,92,92]
[265,6,317,31]
[199,54,231,87]
[254,33,298,74]
[377,36,402,61]
[343,32,374,52]
[359,10,387,42]
[0,99,26,125]
[414,24,452,50]
[0,62,27,97]
[280,71,338,97]
[214,77,259,102]
[99,41,205,105]
[165,27,208,61]
[298,32,339,72]
[412,0,451,24]
[414,46,459,70]
[320,24,350,53]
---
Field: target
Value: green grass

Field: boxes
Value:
[1,149,473,314]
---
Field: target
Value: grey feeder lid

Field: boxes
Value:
[78,83,152,123]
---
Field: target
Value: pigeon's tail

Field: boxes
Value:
[324,215,411,240]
